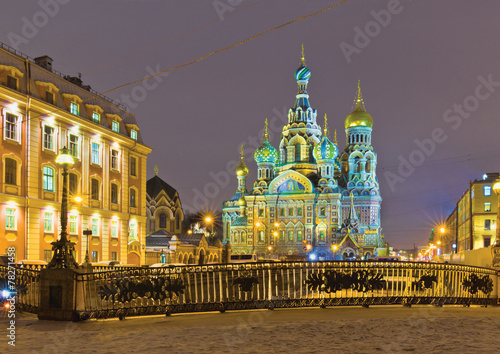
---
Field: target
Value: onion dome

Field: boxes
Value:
[294,44,311,81]
[314,114,338,160]
[254,119,279,164]
[235,145,249,176]
[237,194,247,207]
[344,80,373,129]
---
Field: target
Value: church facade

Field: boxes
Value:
[222,51,386,260]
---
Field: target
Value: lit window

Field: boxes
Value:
[111,220,118,238]
[319,231,325,241]
[279,208,285,217]
[69,215,77,234]
[7,75,18,90]
[5,208,16,230]
[129,221,137,239]
[112,120,119,132]
[485,203,491,212]
[320,207,326,217]
[111,252,117,261]
[259,230,264,242]
[297,230,302,241]
[91,179,99,200]
[111,149,119,170]
[297,207,303,216]
[5,113,18,141]
[280,230,285,241]
[91,217,99,236]
[70,102,79,115]
[484,185,492,196]
[258,209,264,218]
[43,166,55,191]
[288,208,294,217]
[92,112,100,123]
[130,156,137,176]
[130,129,137,140]
[69,134,79,158]
[44,250,52,262]
[43,125,54,150]
[5,158,16,185]
[91,142,100,164]
[111,183,118,204]
[288,230,293,241]
[129,188,136,207]
[485,219,491,230]
[91,251,98,262]
[44,212,53,233]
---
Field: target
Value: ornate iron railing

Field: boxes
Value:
[0,265,42,313]
[74,261,499,320]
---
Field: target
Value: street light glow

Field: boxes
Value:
[440,228,445,234]
[255,222,261,227]
[205,217,211,223]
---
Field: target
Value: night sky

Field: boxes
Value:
[2,0,500,249]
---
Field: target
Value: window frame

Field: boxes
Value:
[110,220,119,238]
[43,166,55,192]
[130,129,137,140]
[69,215,78,235]
[4,112,20,142]
[44,212,53,233]
[92,112,100,123]
[6,75,18,90]
[110,183,119,204]
[91,178,99,200]
[484,185,492,196]
[68,133,79,159]
[130,156,137,177]
[42,124,56,151]
[91,142,100,165]
[5,157,17,185]
[112,120,120,133]
[111,149,120,170]
[91,217,99,237]
[70,102,79,115]
[129,188,136,207]
[5,208,16,230]
[485,202,491,212]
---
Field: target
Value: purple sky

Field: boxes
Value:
[2,0,500,249]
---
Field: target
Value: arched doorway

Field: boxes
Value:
[160,253,166,264]
[198,249,205,265]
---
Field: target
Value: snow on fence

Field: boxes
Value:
[0,265,42,313]
[74,261,499,320]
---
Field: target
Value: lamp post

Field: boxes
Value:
[331,244,338,261]
[47,147,79,269]
[83,228,92,264]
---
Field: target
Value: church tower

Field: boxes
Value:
[313,114,338,192]
[253,119,279,194]
[279,46,321,176]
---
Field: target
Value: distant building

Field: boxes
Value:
[443,173,499,253]
[222,50,385,260]
[144,170,222,265]
[0,43,151,264]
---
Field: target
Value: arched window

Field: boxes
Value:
[295,144,301,162]
[159,213,167,228]
[366,158,371,173]
[5,158,16,185]
[241,231,246,242]
[160,253,166,263]
[176,213,180,230]
[43,166,54,191]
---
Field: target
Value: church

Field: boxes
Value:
[222,49,386,260]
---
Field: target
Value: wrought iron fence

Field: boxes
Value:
[75,261,499,320]
[0,265,42,313]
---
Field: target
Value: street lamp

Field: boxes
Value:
[205,216,214,237]
[83,229,92,264]
[331,244,338,260]
[47,147,79,269]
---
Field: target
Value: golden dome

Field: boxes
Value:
[237,194,247,206]
[235,160,249,177]
[344,80,373,129]
[344,104,373,129]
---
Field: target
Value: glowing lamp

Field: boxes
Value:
[309,254,316,261]
[1,290,10,298]
[74,196,83,203]
[205,217,212,223]
[306,244,311,250]
[56,147,74,167]
[255,222,261,227]
[440,228,445,234]
[493,180,500,195]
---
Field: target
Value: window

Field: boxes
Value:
[288,208,294,217]
[7,75,18,90]
[43,125,54,150]
[5,113,18,141]
[258,209,264,218]
[5,158,16,185]
[131,129,137,140]
[92,112,100,123]
[111,149,119,170]
[5,208,15,230]
[484,185,492,196]
[485,203,491,212]
[295,144,301,162]
[297,207,303,216]
[319,207,326,217]
[280,230,285,241]
[288,230,294,241]
[484,236,491,248]
[110,220,118,238]
[112,120,119,132]
[111,252,117,261]
[91,251,98,262]
[176,213,180,230]
[70,102,79,115]
[159,214,167,228]
[69,215,77,234]
[91,217,99,236]
[44,250,52,262]
[44,212,53,232]
[91,142,100,164]
[46,91,54,104]
[319,231,325,241]
[259,230,264,242]
[69,134,79,158]
[91,179,99,200]
[297,230,302,241]
[69,173,78,195]
[485,219,491,230]
[111,183,118,204]
[129,188,136,207]
[279,208,285,217]
[129,221,137,239]
[43,166,55,191]
[130,156,137,176]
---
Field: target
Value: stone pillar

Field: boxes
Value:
[38,268,80,321]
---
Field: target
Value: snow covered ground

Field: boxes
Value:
[4,306,500,353]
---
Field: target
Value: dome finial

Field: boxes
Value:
[240,144,244,161]
[301,43,305,66]
[154,165,159,176]
[263,118,269,141]
[323,113,328,136]
[334,129,337,145]
[353,79,366,111]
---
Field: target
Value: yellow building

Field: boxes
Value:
[0,44,151,265]
[444,173,498,253]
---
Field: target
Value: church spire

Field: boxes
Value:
[263,118,269,141]
[353,80,366,111]
[323,113,328,136]
[334,129,337,145]
[301,43,305,66]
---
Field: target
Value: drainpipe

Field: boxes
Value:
[24,58,31,260]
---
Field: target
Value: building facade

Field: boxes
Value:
[222,52,385,260]
[0,44,151,265]
[444,173,499,253]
